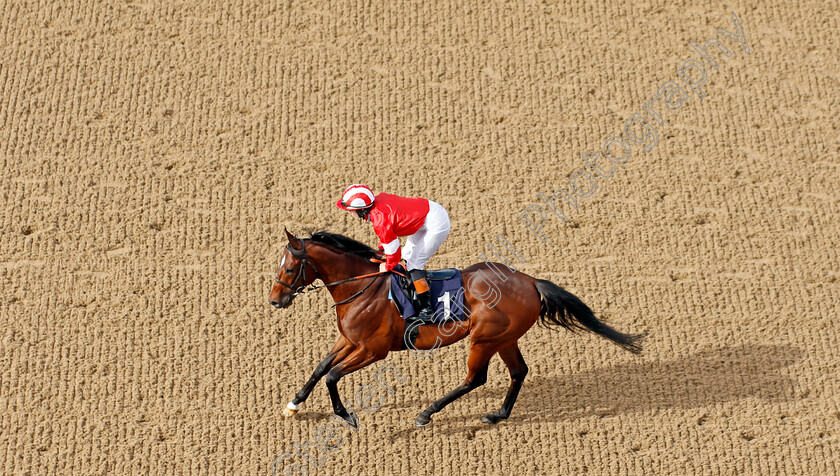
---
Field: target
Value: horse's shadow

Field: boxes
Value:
[393,344,801,439]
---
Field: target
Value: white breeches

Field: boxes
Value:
[403,201,451,270]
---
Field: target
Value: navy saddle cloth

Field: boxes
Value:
[388,265,467,323]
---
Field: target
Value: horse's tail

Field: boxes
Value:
[534,279,644,354]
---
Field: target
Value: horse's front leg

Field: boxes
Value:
[324,345,387,427]
[284,336,353,417]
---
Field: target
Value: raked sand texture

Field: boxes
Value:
[2,1,839,474]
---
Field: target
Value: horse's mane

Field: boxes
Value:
[307,231,383,260]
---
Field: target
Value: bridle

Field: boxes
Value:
[273,239,320,297]
[273,238,404,307]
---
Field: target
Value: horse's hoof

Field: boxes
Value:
[481,412,507,424]
[283,402,300,417]
[415,414,432,427]
[339,411,360,430]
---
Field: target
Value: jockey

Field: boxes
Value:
[336,184,451,320]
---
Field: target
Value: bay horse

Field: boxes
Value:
[269,229,643,427]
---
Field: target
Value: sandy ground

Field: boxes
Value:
[2,1,839,474]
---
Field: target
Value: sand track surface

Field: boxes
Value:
[2,1,839,474]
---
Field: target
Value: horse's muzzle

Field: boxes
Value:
[269,295,293,309]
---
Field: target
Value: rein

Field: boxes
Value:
[274,239,404,307]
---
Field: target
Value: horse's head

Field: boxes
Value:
[269,229,319,309]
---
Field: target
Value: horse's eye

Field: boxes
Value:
[285,268,295,273]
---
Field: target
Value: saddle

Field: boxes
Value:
[388,264,467,351]
[388,265,467,323]
[396,268,457,301]
[425,269,458,281]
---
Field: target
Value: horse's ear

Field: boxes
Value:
[284,227,301,249]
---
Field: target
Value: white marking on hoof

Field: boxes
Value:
[283,402,300,417]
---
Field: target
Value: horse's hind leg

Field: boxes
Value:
[415,343,495,427]
[482,342,528,424]
[284,336,354,417]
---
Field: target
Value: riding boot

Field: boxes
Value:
[409,269,435,321]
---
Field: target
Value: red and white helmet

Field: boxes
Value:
[336,184,375,210]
